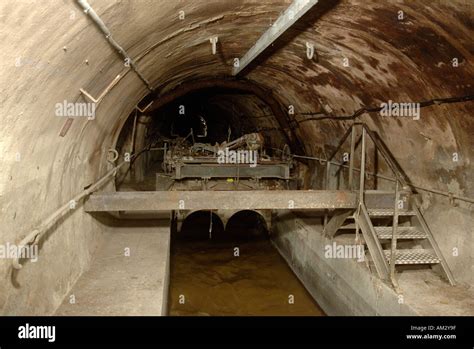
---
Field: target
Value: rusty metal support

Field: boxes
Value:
[232,0,319,75]
[134,115,152,183]
[357,203,390,281]
[84,190,357,212]
[390,180,400,288]
[348,124,356,189]
[323,160,331,228]
[359,127,366,204]
[80,74,121,106]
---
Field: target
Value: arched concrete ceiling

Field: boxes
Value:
[1,0,472,198]
[0,0,473,314]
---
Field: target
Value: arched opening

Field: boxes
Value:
[169,208,323,316]
[178,210,225,241]
[225,210,268,241]
[113,81,293,191]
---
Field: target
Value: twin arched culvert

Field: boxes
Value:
[174,209,270,241]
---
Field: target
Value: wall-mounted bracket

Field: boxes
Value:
[136,100,154,113]
[210,36,219,55]
[80,74,121,106]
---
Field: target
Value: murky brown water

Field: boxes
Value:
[169,238,325,316]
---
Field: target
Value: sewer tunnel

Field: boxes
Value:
[1,0,473,317]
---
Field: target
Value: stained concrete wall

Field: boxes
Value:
[271,211,415,315]
[419,195,473,284]
[271,211,473,316]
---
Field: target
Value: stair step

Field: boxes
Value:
[383,249,440,265]
[368,209,416,217]
[375,226,427,239]
[338,225,426,240]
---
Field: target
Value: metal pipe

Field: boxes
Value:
[77,0,153,91]
[12,149,148,269]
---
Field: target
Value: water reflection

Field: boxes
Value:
[168,211,325,316]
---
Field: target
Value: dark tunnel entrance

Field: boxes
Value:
[178,210,225,241]
[109,81,322,316]
[225,210,268,241]
[113,83,292,192]
[149,88,269,145]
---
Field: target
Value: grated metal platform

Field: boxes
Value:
[384,249,440,265]
[375,226,427,239]
[368,209,416,216]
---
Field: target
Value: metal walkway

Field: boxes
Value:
[84,123,456,289]
[322,123,455,287]
[84,190,357,211]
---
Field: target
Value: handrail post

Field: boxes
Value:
[355,126,366,243]
[362,124,408,189]
[390,180,400,288]
[325,160,331,190]
[348,124,356,190]
[324,160,331,228]
[359,127,366,205]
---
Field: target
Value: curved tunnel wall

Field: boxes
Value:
[0,0,472,314]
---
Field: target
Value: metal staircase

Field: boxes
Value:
[323,123,456,287]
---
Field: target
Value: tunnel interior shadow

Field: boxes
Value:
[176,210,268,244]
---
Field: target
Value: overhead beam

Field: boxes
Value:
[85,190,356,212]
[232,0,319,75]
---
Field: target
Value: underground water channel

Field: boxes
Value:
[168,210,325,316]
[110,87,327,316]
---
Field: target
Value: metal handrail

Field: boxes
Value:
[361,124,409,188]
[12,149,149,269]
[327,126,354,163]
[291,152,473,203]
[325,123,412,193]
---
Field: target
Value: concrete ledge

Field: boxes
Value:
[271,211,417,316]
[55,219,170,316]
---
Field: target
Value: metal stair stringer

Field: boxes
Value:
[323,209,354,238]
[355,202,390,281]
[323,122,457,287]
[413,204,456,286]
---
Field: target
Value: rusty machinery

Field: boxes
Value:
[157,133,293,191]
